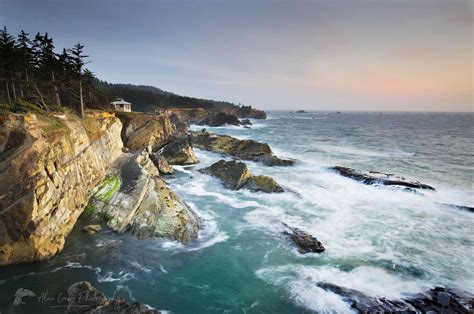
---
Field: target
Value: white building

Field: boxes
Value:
[110,98,132,112]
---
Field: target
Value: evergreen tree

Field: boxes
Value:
[68,43,88,118]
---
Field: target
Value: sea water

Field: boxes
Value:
[0,111,473,313]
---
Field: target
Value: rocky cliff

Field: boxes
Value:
[0,110,200,266]
[0,112,123,265]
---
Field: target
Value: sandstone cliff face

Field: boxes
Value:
[116,112,178,151]
[0,112,124,265]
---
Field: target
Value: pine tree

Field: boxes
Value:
[68,43,89,118]
[0,26,17,104]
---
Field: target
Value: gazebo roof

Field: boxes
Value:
[110,98,132,105]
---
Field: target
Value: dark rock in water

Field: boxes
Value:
[241,118,252,125]
[296,110,308,113]
[332,166,435,191]
[246,175,284,193]
[160,135,198,165]
[441,203,474,213]
[317,282,474,313]
[199,160,284,193]
[282,223,325,254]
[199,160,251,190]
[150,152,174,175]
[66,281,159,313]
[82,224,101,235]
[191,129,294,166]
[254,155,296,166]
[199,112,242,127]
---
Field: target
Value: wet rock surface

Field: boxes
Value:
[150,152,174,175]
[332,166,435,190]
[198,112,242,127]
[246,175,284,193]
[160,135,198,165]
[82,224,102,235]
[87,153,200,243]
[66,281,159,313]
[191,129,295,166]
[199,160,251,190]
[282,223,325,254]
[317,282,474,313]
[199,160,284,193]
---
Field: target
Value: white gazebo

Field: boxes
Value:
[110,98,132,112]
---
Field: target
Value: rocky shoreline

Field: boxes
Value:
[1,108,472,312]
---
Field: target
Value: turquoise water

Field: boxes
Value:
[1,111,473,313]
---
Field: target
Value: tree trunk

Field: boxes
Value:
[5,81,11,105]
[33,82,48,111]
[88,86,92,106]
[51,70,61,107]
[11,79,17,101]
[25,61,29,84]
[20,83,24,98]
[79,78,84,118]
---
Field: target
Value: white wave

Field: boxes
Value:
[159,265,168,273]
[173,165,194,174]
[97,270,135,283]
[256,265,429,313]
[129,261,152,273]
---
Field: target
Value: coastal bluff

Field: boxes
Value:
[0,110,200,266]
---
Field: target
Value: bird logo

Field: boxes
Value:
[13,288,36,306]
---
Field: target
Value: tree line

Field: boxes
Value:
[0,26,106,118]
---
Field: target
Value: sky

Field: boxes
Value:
[1,0,472,111]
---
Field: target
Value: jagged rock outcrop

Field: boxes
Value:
[199,160,284,193]
[316,283,474,313]
[66,281,159,313]
[332,166,435,191]
[197,112,242,127]
[191,129,295,166]
[160,106,266,127]
[160,135,198,165]
[86,153,200,243]
[282,223,325,254]
[246,175,284,193]
[150,152,174,175]
[116,112,178,152]
[199,160,251,190]
[0,112,123,266]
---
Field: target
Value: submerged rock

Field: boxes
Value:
[317,282,474,313]
[199,160,251,190]
[332,166,435,191]
[66,281,159,313]
[82,224,102,235]
[246,175,284,193]
[160,135,198,165]
[150,152,174,175]
[191,129,294,166]
[282,223,325,254]
[441,203,474,213]
[87,153,200,243]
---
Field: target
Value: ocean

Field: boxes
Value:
[1,111,473,313]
